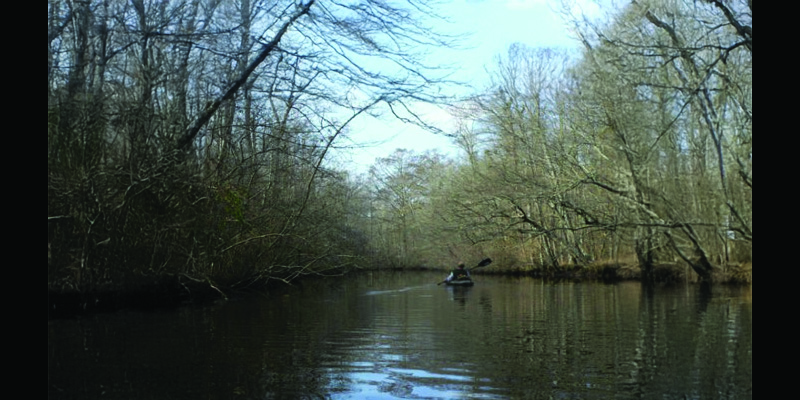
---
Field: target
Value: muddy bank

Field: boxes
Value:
[48,280,215,319]
[49,262,751,318]
[475,261,752,284]
[47,265,361,319]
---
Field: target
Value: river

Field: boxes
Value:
[48,271,752,399]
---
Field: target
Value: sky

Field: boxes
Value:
[328,0,601,175]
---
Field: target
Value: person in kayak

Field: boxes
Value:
[445,262,471,283]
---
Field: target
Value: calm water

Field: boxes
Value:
[48,272,752,399]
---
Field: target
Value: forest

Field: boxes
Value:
[48,0,752,305]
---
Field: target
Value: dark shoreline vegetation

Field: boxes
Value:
[48,260,752,319]
[49,2,751,318]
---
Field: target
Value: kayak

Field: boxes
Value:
[445,279,474,287]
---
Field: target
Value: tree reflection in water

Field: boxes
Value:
[49,272,751,399]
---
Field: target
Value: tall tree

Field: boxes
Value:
[48,0,459,293]
[564,0,752,279]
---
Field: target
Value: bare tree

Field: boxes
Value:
[563,0,752,279]
[423,1,751,280]
[48,0,460,294]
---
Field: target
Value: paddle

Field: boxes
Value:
[437,258,493,285]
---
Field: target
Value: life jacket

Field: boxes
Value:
[451,268,470,280]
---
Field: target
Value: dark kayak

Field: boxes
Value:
[445,279,474,287]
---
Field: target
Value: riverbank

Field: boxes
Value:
[48,275,282,319]
[48,280,216,319]
[48,261,751,319]
[471,260,753,284]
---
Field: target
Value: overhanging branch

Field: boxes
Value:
[177,1,315,151]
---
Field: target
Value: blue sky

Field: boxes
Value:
[330,0,600,175]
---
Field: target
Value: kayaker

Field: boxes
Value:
[445,262,471,283]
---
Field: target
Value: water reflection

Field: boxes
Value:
[446,285,472,308]
[49,273,751,399]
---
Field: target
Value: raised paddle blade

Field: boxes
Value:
[468,258,492,271]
